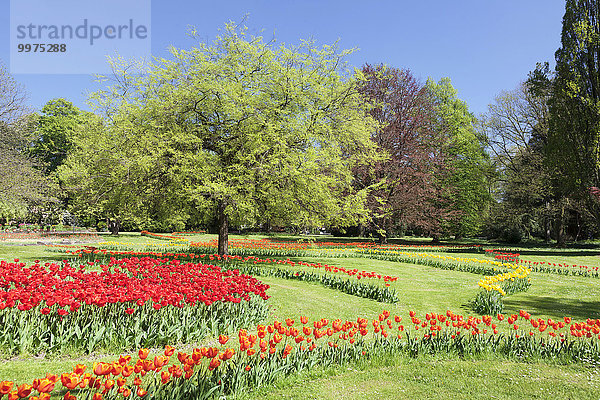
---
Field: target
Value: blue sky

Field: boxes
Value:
[1,0,565,116]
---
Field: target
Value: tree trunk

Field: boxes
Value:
[544,201,551,243]
[555,205,565,247]
[217,200,229,255]
[108,217,121,236]
[375,216,387,244]
[574,211,581,242]
[262,219,271,233]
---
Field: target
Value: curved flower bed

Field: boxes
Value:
[0,257,270,354]
[3,309,599,400]
[485,249,600,277]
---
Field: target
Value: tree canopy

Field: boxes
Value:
[548,0,600,196]
[427,77,492,238]
[355,64,454,242]
[0,63,57,224]
[29,98,82,174]
[61,25,380,251]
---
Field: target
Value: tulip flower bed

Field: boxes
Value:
[187,238,482,258]
[2,309,599,400]
[47,242,533,314]
[473,265,532,314]
[212,255,399,282]
[222,264,399,303]
[54,250,398,283]
[485,249,600,278]
[48,247,197,259]
[47,248,400,303]
[140,231,188,243]
[355,249,534,314]
[0,257,270,355]
[357,248,503,275]
[196,255,400,303]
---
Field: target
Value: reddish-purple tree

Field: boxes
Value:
[356,64,457,242]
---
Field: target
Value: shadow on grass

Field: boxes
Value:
[516,250,600,258]
[503,295,600,320]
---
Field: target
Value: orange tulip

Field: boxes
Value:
[136,387,147,398]
[111,362,123,376]
[118,355,131,366]
[0,381,14,395]
[93,362,112,376]
[61,373,80,390]
[208,357,221,371]
[138,349,149,360]
[170,365,183,378]
[164,345,175,357]
[63,391,77,400]
[73,364,87,375]
[154,355,168,368]
[191,349,203,364]
[218,335,229,345]
[220,348,235,360]
[16,384,33,398]
[177,352,188,364]
[207,347,219,358]
[121,365,134,378]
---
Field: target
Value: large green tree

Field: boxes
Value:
[547,0,600,243]
[426,78,492,238]
[59,112,191,234]
[0,62,57,224]
[29,98,81,174]
[480,67,554,243]
[61,25,379,250]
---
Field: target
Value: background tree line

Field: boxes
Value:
[2,0,599,250]
[481,0,600,245]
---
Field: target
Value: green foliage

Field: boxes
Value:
[0,297,269,355]
[220,263,399,303]
[59,112,192,233]
[472,290,504,314]
[426,78,493,237]
[480,75,554,242]
[62,24,380,242]
[29,98,82,174]
[548,1,600,198]
[0,66,58,223]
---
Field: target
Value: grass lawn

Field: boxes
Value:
[238,354,600,400]
[1,232,599,398]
